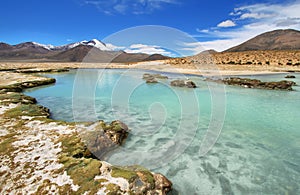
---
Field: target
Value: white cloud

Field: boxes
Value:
[239,13,275,19]
[84,0,178,14]
[191,1,300,52]
[124,44,172,55]
[217,20,236,28]
[275,18,300,27]
[182,38,245,54]
[106,43,126,50]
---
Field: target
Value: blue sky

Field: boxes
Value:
[1,0,300,55]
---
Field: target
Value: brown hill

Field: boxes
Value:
[142,54,170,61]
[51,46,152,63]
[225,29,300,52]
[49,45,123,62]
[0,42,14,50]
[0,42,52,60]
[199,49,218,54]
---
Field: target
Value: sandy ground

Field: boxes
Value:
[1,61,300,77]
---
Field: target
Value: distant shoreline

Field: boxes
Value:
[1,61,299,77]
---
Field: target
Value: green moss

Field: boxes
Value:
[3,104,49,118]
[138,171,155,188]
[105,183,122,195]
[0,133,17,154]
[111,165,155,188]
[111,124,123,132]
[58,134,106,194]
[58,134,87,158]
[111,166,138,183]
[67,159,102,193]
[0,84,22,92]
[0,92,36,105]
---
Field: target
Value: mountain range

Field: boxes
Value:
[0,39,168,62]
[1,29,300,62]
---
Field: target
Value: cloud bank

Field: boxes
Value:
[124,44,172,55]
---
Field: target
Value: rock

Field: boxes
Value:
[170,80,186,87]
[153,173,173,194]
[106,120,129,144]
[146,78,158,84]
[170,79,197,88]
[219,77,296,91]
[152,74,168,79]
[186,80,197,88]
[285,75,296,78]
[82,120,129,159]
[143,73,168,83]
[143,73,154,80]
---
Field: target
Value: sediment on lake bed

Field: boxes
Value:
[0,70,172,194]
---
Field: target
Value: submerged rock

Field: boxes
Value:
[170,79,197,88]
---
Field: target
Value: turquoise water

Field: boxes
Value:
[25,69,300,194]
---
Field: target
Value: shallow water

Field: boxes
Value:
[25,69,300,194]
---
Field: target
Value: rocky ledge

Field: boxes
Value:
[206,77,296,91]
[14,68,70,74]
[0,71,172,194]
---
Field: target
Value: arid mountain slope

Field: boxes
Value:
[225,29,300,52]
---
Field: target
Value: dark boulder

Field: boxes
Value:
[185,80,197,88]
[170,79,197,88]
[285,75,296,78]
[146,78,158,83]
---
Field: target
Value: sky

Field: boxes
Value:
[1,0,300,56]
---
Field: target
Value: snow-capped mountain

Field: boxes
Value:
[22,39,114,51]
[0,40,169,62]
[32,42,55,50]
[51,39,113,51]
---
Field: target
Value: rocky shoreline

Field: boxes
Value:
[0,70,172,194]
